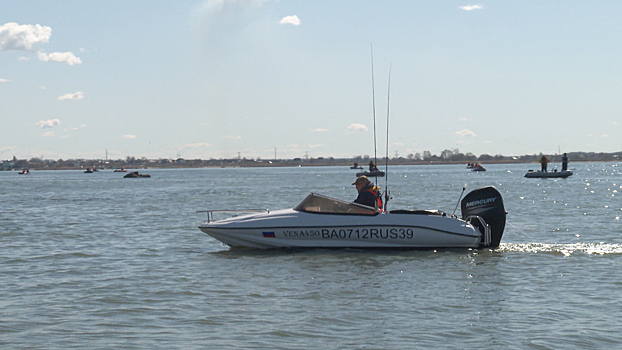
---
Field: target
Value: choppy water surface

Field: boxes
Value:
[1,162,621,349]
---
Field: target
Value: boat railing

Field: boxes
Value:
[465,215,491,246]
[197,209,269,223]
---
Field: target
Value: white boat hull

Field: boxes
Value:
[200,209,481,249]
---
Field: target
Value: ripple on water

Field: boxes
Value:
[2,164,622,348]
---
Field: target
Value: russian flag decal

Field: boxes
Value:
[262,232,276,238]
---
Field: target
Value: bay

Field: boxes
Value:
[1,162,621,349]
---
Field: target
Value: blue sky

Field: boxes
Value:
[2,1,621,161]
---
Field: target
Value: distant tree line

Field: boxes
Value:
[2,150,621,171]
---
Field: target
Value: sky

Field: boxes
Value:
[1,1,621,161]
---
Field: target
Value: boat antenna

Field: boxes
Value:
[452,184,467,217]
[370,44,378,168]
[384,63,392,210]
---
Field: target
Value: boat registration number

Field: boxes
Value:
[282,228,415,239]
[322,228,415,240]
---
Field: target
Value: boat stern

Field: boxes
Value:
[461,186,506,248]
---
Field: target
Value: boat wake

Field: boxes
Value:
[498,242,622,256]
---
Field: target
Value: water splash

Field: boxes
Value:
[499,242,622,256]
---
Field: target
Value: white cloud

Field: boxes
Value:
[36,119,61,128]
[310,128,328,132]
[182,142,213,148]
[41,131,55,137]
[460,4,483,11]
[122,134,136,139]
[58,91,84,101]
[197,0,271,41]
[224,135,242,140]
[279,15,301,26]
[455,129,477,137]
[0,23,81,65]
[199,0,270,15]
[0,78,8,83]
[458,117,469,121]
[347,124,368,133]
[309,144,325,149]
[63,124,87,132]
[37,51,82,65]
[0,22,51,51]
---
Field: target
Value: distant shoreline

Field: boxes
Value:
[3,158,619,171]
[3,150,620,171]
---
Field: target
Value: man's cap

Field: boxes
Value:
[352,176,370,185]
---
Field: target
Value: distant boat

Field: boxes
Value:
[350,162,363,170]
[18,169,30,175]
[356,170,385,177]
[525,170,573,178]
[471,165,486,172]
[114,168,127,172]
[84,168,93,173]
[123,171,150,178]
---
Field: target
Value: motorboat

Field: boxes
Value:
[471,165,486,172]
[200,56,508,250]
[525,170,573,178]
[350,162,363,170]
[123,171,151,178]
[356,170,385,177]
[198,186,506,249]
[114,168,127,172]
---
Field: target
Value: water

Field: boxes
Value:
[1,163,621,349]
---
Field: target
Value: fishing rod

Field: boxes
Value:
[452,184,467,217]
[384,64,392,211]
[370,44,378,169]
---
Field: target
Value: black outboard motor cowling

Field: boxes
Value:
[461,186,506,248]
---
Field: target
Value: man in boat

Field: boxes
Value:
[561,153,568,171]
[539,155,549,172]
[352,176,383,211]
[368,161,378,172]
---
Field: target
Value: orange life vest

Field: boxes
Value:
[362,186,383,212]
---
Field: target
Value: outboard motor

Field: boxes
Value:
[461,186,506,248]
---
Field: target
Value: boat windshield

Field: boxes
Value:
[293,193,377,215]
